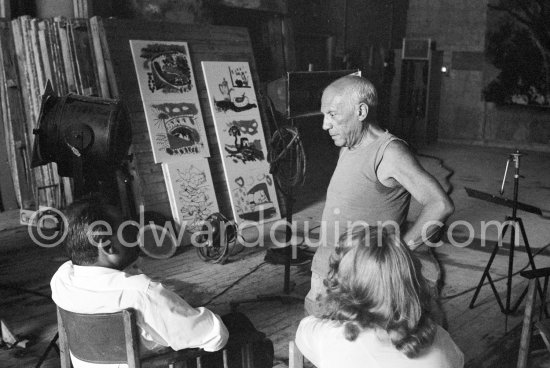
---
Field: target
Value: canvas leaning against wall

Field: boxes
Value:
[162,158,219,235]
[202,61,281,224]
[130,40,210,163]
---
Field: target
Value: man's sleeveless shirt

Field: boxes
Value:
[311,131,411,275]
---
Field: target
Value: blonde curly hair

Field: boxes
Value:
[323,226,436,358]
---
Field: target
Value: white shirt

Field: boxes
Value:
[296,316,464,368]
[50,261,228,368]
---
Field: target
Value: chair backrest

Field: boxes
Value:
[57,306,269,368]
[57,307,140,368]
[289,341,304,368]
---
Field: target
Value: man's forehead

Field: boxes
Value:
[321,90,345,108]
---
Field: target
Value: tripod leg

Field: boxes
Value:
[542,277,549,319]
[486,273,506,313]
[518,218,537,271]
[511,286,529,314]
[506,220,516,313]
[470,241,502,309]
[35,333,59,368]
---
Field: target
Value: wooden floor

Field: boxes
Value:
[0,220,314,368]
[2,214,549,368]
[2,143,550,367]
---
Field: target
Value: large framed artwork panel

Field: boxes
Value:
[130,40,210,163]
[202,61,280,224]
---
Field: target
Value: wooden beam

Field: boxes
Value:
[282,17,296,71]
[0,113,18,210]
[74,0,94,18]
[267,17,285,78]
[219,0,287,14]
[0,0,10,19]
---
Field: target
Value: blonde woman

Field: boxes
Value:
[296,227,463,368]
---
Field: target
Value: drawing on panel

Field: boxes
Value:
[202,61,281,224]
[225,120,264,163]
[131,40,210,162]
[232,173,276,222]
[139,43,193,93]
[229,66,251,88]
[151,102,205,156]
[164,160,219,233]
[214,78,257,113]
[176,165,214,232]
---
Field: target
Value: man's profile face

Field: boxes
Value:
[320,87,363,147]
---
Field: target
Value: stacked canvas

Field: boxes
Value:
[130,40,219,234]
[202,62,280,224]
[0,20,28,208]
[6,16,111,208]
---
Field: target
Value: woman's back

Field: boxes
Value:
[296,316,464,368]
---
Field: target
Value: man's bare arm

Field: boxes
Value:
[377,141,454,250]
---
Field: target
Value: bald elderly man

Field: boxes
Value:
[306,75,454,316]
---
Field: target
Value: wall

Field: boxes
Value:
[484,103,550,150]
[289,0,408,77]
[405,0,550,150]
[122,0,209,23]
[35,0,73,18]
[406,0,488,142]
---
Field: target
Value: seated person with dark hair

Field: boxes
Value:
[51,198,273,368]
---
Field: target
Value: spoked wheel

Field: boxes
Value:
[196,213,237,264]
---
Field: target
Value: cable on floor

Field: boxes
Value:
[202,262,267,306]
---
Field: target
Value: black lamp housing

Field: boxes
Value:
[31,81,132,178]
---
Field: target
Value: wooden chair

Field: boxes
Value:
[288,341,304,368]
[57,307,264,368]
[517,267,550,368]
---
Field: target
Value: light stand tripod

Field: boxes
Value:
[469,150,540,315]
[229,123,306,310]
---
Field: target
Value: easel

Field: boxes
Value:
[468,150,543,316]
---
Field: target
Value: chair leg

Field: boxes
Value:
[241,343,253,368]
[222,349,229,368]
[35,333,59,368]
[289,341,303,368]
[56,308,72,368]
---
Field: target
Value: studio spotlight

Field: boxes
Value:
[31,81,132,201]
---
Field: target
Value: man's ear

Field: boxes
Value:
[358,103,369,121]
